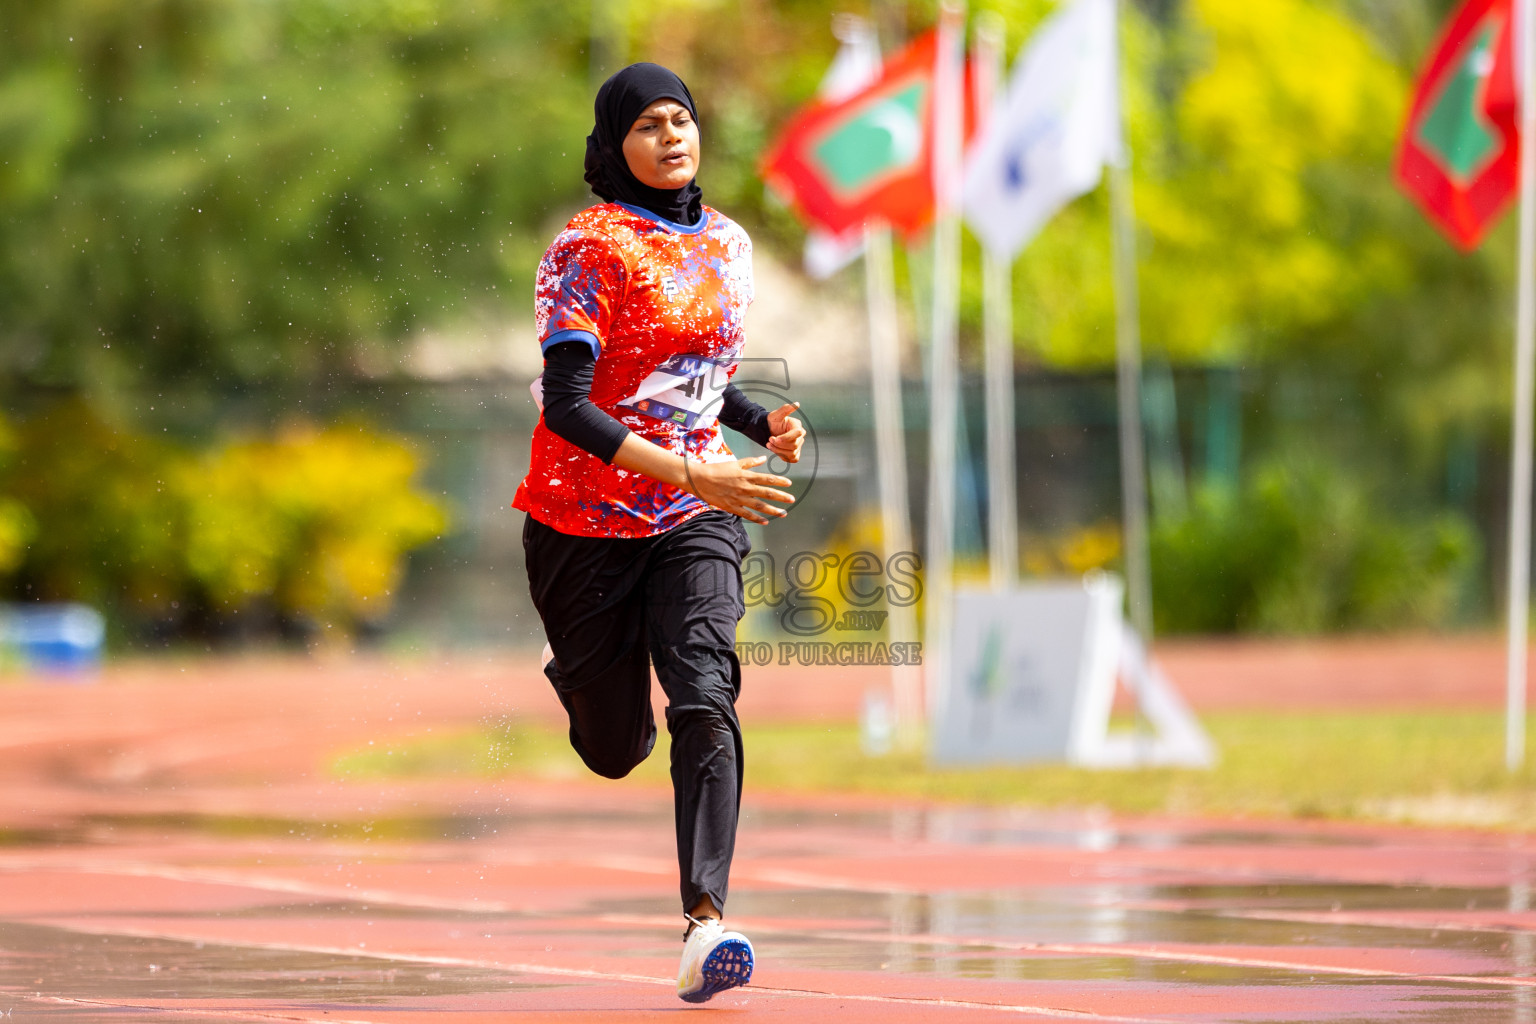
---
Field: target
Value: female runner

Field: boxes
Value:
[513,62,806,1003]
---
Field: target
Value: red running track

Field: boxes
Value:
[0,644,1527,1022]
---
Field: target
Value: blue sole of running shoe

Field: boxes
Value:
[679,936,754,1003]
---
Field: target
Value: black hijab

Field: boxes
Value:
[583,63,704,227]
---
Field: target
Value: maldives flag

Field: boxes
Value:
[1395,0,1519,250]
[761,31,969,238]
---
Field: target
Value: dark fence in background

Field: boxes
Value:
[375,367,1282,648]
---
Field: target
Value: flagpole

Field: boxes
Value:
[1506,0,1536,771]
[975,14,1018,592]
[1108,0,1153,646]
[805,15,919,743]
[924,2,966,728]
[865,223,922,744]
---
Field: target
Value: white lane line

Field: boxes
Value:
[0,855,911,914]
[0,859,523,915]
[599,914,1532,990]
[28,993,378,1024]
[733,986,1171,1021]
[11,863,1529,995]
[735,865,922,894]
[1031,941,1536,989]
[0,852,679,915]
[24,919,1181,1022]
[1216,907,1536,935]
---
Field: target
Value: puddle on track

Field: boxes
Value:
[717,884,1534,958]
[3,805,1534,1021]
[0,914,1524,1024]
[0,921,554,1013]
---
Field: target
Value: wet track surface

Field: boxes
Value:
[2,802,1536,1021]
[0,655,1532,1021]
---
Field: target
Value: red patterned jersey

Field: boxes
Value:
[513,202,754,538]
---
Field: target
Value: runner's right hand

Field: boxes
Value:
[687,456,794,525]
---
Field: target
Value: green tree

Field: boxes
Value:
[0,0,595,406]
[994,0,1416,368]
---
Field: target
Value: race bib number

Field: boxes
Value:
[617,354,732,430]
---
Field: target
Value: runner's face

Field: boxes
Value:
[622,100,699,190]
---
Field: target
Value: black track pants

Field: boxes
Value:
[522,510,751,914]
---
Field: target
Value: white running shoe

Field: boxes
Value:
[676,916,754,1003]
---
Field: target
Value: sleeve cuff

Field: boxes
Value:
[540,330,601,359]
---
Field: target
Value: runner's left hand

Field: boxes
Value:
[766,402,805,464]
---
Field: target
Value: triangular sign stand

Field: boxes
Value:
[1070,608,1216,768]
[932,574,1215,769]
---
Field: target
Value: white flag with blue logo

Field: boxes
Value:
[962,0,1122,259]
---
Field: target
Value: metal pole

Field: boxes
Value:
[924,3,966,726]
[1108,0,1152,645]
[1506,0,1536,771]
[975,14,1018,592]
[865,224,923,743]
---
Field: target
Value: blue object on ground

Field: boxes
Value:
[1,604,105,676]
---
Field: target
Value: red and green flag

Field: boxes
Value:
[1395,0,1519,250]
[761,31,971,238]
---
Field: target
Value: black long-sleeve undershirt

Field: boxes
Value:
[721,383,773,449]
[540,341,631,463]
[540,340,774,464]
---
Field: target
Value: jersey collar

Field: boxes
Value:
[616,202,710,236]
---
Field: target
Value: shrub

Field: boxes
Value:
[1150,458,1478,634]
[0,418,34,576]
[6,401,185,614]
[177,423,449,631]
[2,402,448,640]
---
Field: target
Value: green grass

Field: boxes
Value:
[333,711,1536,829]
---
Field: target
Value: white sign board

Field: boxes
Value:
[931,575,1214,768]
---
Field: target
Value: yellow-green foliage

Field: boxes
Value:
[0,419,34,575]
[2,403,447,635]
[1144,0,1406,350]
[1017,0,1407,366]
[178,424,448,626]
[1022,522,1123,578]
[7,401,184,612]
[0,501,31,576]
